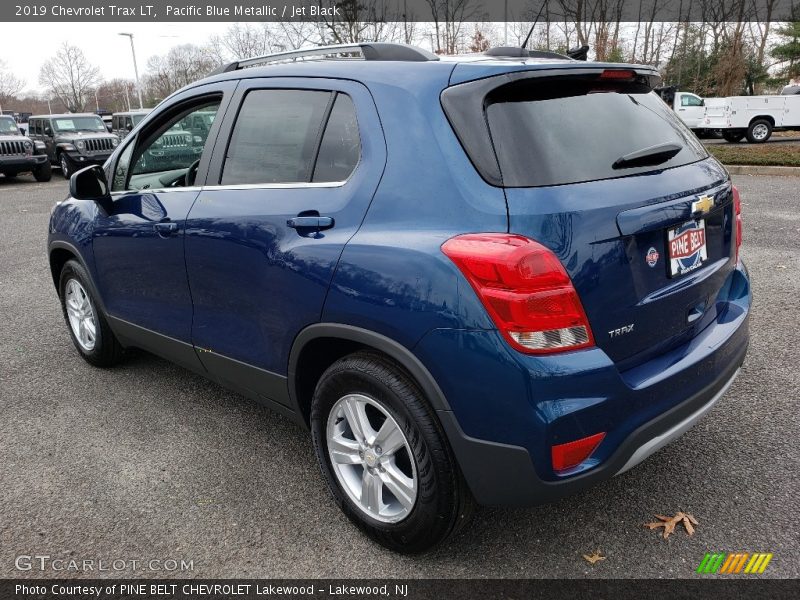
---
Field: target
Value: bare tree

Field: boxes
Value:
[96,79,137,112]
[319,0,403,45]
[0,59,25,106]
[143,44,218,102]
[38,43,102,112]
[424,0,477,54]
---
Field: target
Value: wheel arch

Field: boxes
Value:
[49,242,82,289]
[288,324,452,427]
[749,115,775,127]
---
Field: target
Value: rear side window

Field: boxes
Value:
[313,94,360,182]
[221,90,330,185]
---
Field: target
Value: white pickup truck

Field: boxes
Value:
[656,87,709,133]
[702,94,800,143]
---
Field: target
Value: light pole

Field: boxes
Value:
[119,32,144,109]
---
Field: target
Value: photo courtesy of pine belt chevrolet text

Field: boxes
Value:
[46,42,751,553]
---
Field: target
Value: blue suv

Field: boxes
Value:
[48,43,751,553]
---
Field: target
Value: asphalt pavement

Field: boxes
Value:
[0,173,798,579]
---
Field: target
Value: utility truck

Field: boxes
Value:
[702,93,800,143]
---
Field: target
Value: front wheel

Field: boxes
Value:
[33,161,52,182]
[310,352,474,553]
[59,153,73,179]
[59,260,124,367]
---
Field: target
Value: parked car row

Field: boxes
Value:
[2,107,216,182]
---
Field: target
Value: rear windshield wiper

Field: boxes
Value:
[612,142,682,170]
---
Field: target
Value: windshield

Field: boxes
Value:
[53,116,106,133]
[132,114,146,125]
[484,80,708,187]
[0,117,20,135]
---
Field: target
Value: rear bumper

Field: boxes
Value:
[417,261,751,506]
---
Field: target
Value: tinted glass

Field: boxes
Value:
[221,89,331,185]
[485,81,708,188]
[312,94,360,182]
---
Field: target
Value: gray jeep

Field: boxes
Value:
[27,113,119,179]
[0,115,52,182]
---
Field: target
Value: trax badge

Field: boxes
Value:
[691,195,715,216]
[609,324,634,338]
[646,247,659,267]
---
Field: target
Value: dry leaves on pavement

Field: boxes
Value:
[645,511,699,539]
[582,550,606,565]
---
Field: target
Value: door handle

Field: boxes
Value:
[154,221,179,237]
[286,216,335,230]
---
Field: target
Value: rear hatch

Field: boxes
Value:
[443,65,737,368]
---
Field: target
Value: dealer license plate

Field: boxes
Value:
[668,219,707,277]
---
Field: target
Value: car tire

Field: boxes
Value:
[58,260,124,367]
[722,130,745,143]
[33,161,52,182]
[746,119,772,144]
[59,153,73,179]
[310,351,475,554]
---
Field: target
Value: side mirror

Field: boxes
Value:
[126,123,133,131]
[700,99,705,107]
[70,165,110,201]
[44,127,52,136]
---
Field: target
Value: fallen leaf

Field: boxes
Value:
[582,550,606,565]
[645,511,699,539]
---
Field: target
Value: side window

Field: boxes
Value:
[30,120,38,135]
[123,99,221,190]
[112,116,119,130]
[312,94,361,182]
[221,89,331,185]
[682,95,702,107]
[124,116,133,130]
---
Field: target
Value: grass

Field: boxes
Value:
[706,143,800,167]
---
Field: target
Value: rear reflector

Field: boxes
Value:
[552,432,606,472]
[733,185,742,261]
[441,233,594,354]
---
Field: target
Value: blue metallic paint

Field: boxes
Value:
[47,56,752,506]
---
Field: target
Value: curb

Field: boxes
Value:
[724,165,800,176]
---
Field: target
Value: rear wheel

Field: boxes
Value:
[746,119,772,143]
[310,352,474,553]
[722,130,745,143]
[33,161,52,182]
[59,260,124,367]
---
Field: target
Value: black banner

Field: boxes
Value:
[3,579,800,600]
[2,0,799,23]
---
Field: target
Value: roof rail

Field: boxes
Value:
[208,42,439,76]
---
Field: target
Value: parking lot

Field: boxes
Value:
[0,173,798,578]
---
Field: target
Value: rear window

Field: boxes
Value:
[484,78,708,187]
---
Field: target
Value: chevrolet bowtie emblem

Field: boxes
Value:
[692,195,715,215]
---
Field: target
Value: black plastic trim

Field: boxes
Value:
[444,333,747,506]
[288,323,453,417]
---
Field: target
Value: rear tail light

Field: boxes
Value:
[552,432,606,472]
[733,185,742,261]
[441,233,594,354]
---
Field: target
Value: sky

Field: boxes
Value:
[0,23,231,95]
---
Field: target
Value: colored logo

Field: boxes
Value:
[669,220,708,275]
[691,195,715,216]
[646,247,659,267]
[696,552,773,574]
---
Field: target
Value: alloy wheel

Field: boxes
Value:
[326,393,417,523]
[64,279,97,351]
